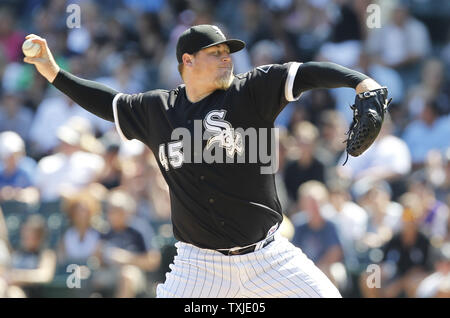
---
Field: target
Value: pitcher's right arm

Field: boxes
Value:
[23,34,119,122]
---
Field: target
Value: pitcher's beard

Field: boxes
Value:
[214,69,234,90]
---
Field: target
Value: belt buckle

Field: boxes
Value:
[224,246,247,256]
[254,240,265,252]
[220,244,254,256]
[219,235,275,256]
[253,235,274,252]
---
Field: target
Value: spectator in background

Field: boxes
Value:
[403,58,448,123]
[402,98,450,166]
[0,205,9,266]
[66,56,115,134]
[328,49,405,125]
[416,242,450,298]
[283,121,325,203]
[157,8,195,90]
[0,88,33,141]
[320,178,369,295]
[251,38,291,127]
[357,48,405,107]
[0,6,24,63]
[283,0,334,61]
[408,149,450,222]
[443,149,450,208]
[141,153,172,224]
[0,214,56,298]
[273,128,292,214]
[115,140,165,235]
[359,51,405,132]
[250,39,285,67]
[316,0,363,69]
[302,89,336,127]
[28,93,109,157]
[136,12,166,62]
[97,134,122,190]
[315,110,347,167]
[95,54,145,95]
[441,25,450,70]
[421,150,449,203]
[360,192,432,298]
[324,180,369,274]
[220,0,267,49]
[0,206,7,243]
[34,117,105,202]
[338,114,411,192]
[0,206,11,297]
[356,180,404,250]
[93,189,161,298]
[248,39,296,130]
[64,1,103,57]
[291,181,343,286]
[57,189,102,267]
[0,131,36,194]
[365,0,431,88]
[408,179,449,243]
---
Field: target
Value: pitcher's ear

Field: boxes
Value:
[182,53,194,66]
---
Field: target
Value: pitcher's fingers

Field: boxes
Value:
[31,38,47,46]
[24,57,36,64]
[23,57,46,64]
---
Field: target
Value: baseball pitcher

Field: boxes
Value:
[24,25,390,298]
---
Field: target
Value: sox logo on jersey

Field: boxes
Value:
[204,110,244,158]
[160,109,279,173]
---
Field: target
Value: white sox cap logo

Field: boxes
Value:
[211,26,226,39]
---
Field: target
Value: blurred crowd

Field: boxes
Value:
[0,0,449,298]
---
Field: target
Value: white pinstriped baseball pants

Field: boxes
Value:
[156,232,342,298]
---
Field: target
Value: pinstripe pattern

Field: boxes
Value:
[215,254,223,298]
[267,246,314,297]
[225,256,235,297]
[239,256,271,297]
[264,239,319,297]
[156,232,341,298]
[189,246,200,297]
[172,244,187,296]
[197,249,207,297]
[254,250,295,297]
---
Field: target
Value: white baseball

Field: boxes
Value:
[22,38,41,57]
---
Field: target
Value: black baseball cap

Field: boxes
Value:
[176,24,245,63]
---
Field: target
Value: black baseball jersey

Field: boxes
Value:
[113,62,302,249]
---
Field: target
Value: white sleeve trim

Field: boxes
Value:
[112,93,131,142]
[284,62,303,102]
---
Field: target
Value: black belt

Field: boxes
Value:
[216,235,275,256]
